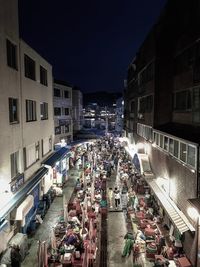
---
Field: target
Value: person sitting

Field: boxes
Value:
[68,214,81,226]
[11,245,21,267]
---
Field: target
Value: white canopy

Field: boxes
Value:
[15,195,34,226]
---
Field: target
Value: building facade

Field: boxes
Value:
[53,80,73,144]
[0,0,54,253]
[124,0,200,265]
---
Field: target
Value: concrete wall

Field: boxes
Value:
[0,0,22,191]
[19,40,54,181]
[0,0,22,252]
[148,144,197,265]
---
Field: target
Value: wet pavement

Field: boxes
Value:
[21,165,154,267]
[107,170,154,267]
[21,168,80,267]
[107,171,133,267]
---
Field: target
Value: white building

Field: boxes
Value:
[72,88,83,133]
[20,39,54,180]
[53,80,73,144]
[0,0,54,253]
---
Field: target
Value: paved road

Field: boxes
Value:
[21,169,80,267]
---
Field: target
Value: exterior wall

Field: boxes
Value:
[0,1,55,253]
[19,40,54,181]
[53,82,73,144]
[0,0,22,252]
[148,142,197,265]
[124,1,200,264]
[0,0,22,192]
[72,89,83,133]
[149,147,197,212]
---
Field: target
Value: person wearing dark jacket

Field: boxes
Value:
[11,245,22,267]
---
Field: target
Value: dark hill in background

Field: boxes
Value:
[83,91,122,106]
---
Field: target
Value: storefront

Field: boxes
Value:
[147,179,195,260]
[15,195,34,233]
[0,166,48,250]
[42,147,70,187]
[14,170,47,234]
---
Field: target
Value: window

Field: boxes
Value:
[64,90,69,98]
[10,151,19,179]
[139,62,154,86]
[54,88,61,97]
[159,135,164,148]
[137,123,152,141]
[138,95,153,114]
[174,46,195,75]
[40,66,48,86]
[65,125,69,133]
[42,137,50,156]
[54,107,61,116]
[64,108,69,115]
[40,102,48,120]
[187,145,196,167]
[9,98,19,123]
[169,138,174,154]
[26,100,37,122]
[24,54,36,80]
[6,39,17,69]
[174,90,191,111]
[174,140,179,158]
[164,136,169,151]
[25,142,39,168]
[55,126,61,135]
[154,132,159,146]
[180,142,187,162]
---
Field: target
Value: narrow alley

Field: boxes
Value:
[1,135,189,267]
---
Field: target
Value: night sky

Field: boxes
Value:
[18,0,166,93]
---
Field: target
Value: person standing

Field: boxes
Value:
[122,232,134,257]
[108,188,113,208]
[114,187,121,209]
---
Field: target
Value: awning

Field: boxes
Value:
[15,195,34,226]
[0,166,48,223]
[132,153,154,178]
[42,147,70,167]
[149,180,195,234]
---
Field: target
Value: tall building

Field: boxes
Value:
[124,0,200,265]
[0,0,54,252]
[72,88,83,133]
[53,79,73,144]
